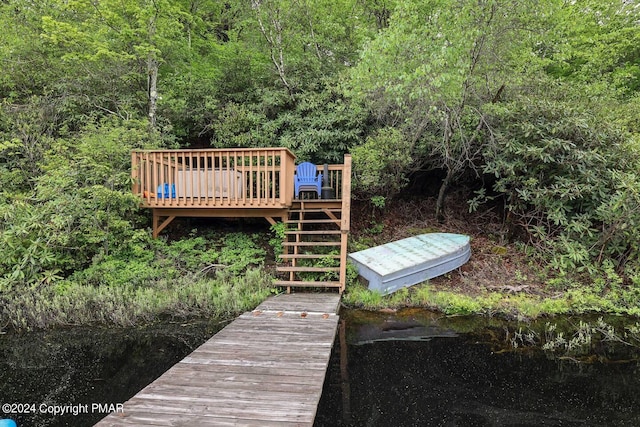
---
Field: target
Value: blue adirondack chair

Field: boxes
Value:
[294,162,322,198]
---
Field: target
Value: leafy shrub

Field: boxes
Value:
[481,92,640,279]
[217,233,266,274]
[269,222,289,260]
[351,127,414,199]
[209,81,366,165]
[163,236,220,272]
[0,117,158,292]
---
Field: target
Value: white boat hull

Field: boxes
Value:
[348,233,471,295]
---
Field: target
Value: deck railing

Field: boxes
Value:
[132,148,297,208]
[322,163,349,201]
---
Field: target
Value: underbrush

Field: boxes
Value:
[2,267,272,330]
[344,197,640,319]
[0,231,273,331]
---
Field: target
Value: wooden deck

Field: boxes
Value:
[95,293,341,426]
[131,148,351,235]
[132,147,352,292]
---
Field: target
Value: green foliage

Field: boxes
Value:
[71,257,169,290]
[352,127,413,199]
[0,118,155,291]
[249,0,376,93]
[429,291,485,315]
[208,102,268,148]
[482,89,640,276]
[342,283,384,309]
[542,0,640,98]
[0,97,56,193]
[217,233,266,274]
[347,0,543,214]
[366,222,385,235]
[0,200,61,290]
[342,276,640,319]
[412,285,431,305]
[274,84,367,163]
[210,81,367,164]
[370,195,386,209]
[268,222,289,260]
[2,266,272,330]
[345,261,360,287]
[388,287,410,306]
[163,236,220,272]
[69,231,266,292]
[0,222,273,330]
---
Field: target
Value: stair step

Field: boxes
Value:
[288,209,342,214]
[285,230,342,235]
[282,241,341,247]
[278,254,341,259]
[277,266,340,273]
[285,219,340,224]
[275,196,349,292]
[273,280,342,288]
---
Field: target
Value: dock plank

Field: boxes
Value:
[99,411,307,427]
[95,293,340,426]
[254,293,341,314]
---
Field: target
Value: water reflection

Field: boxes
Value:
[2,311,640,426]
[316,310,640,427]
[0,322,222,427]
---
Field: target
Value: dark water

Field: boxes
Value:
[315,310,640,427]
[0,321,224,427]
[2,312,640,427]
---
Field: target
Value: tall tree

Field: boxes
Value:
[542,0,640,97]
[349,0,539,218]
[249,0,376,97]
[40,0,198,131]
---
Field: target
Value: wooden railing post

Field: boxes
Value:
[131,151,140,196]
[279,148,286,206]
[145,152,151,203]
[281,148,296,206]
[339,154,352,293]
[340,155,352,233]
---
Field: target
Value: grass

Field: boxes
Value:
[2,267,273,330]
[342,281,640,320]
[0,230,275,331]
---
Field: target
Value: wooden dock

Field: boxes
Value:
[96,293,341,426]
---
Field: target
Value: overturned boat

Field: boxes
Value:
[348,233,471,295]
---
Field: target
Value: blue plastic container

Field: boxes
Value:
[157,183,176,198]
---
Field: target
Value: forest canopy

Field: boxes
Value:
[1,0,640,321]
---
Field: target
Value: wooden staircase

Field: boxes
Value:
[274,156,351,293]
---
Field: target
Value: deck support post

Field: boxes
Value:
[153,211,176,238]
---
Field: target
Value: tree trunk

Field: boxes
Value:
[148,56,158,129]
[252,1,294,98]
[436,166,454,222]
[147,13,158,131]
